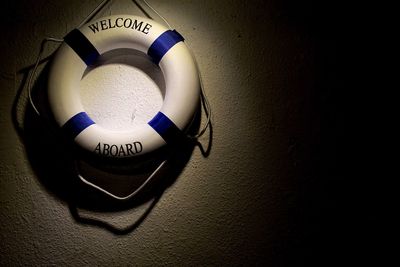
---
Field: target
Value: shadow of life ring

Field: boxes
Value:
[48,15,200,158]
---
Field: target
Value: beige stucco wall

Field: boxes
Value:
[1,0,348,266]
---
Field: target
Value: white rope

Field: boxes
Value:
[77,0,112,28]
[27,37,63,116]
[28,0,211,139]
[140,0,172,29]
[138,0,212,139]
[26,0,211,201]
[186,45,212,139]
[27,0,112,116]
[75,159,167,201]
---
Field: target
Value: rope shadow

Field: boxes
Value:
[12,0,213,234]
[194,122,213,157]
[13,51,209,234]
[68,193,161,235]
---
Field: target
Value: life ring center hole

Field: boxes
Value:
[80,49,165,131]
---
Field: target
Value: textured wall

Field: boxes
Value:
[0,0,353,266]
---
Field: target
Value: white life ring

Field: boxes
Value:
[48,15,200,158]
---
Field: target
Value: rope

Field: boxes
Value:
[26,0,211,201]
[140,0,172,29]
[77,0,112,28]
[27,38,63,116]
[28,0,211,139]
[138,0,212,139]
[75,159,167,201]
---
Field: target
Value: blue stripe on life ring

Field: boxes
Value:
[64,29,100,66]
[148,112,183,144]
[147,30,184,65]
[62,112,95,139]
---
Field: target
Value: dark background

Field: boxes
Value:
[1,0,381,266]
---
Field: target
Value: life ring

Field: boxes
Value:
[48,15,200,158]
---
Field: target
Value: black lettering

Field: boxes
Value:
[88,19,151,34]
[88,22,99,33]
[132,20,143,31]
[103,143,110,156]
[100,20,108,30]
[110,145,118,156]
[94,142,101,154]
[134,142,143,153]
[142,23,152,34]
[125,143,134,155]
[124,18,132,28]
[94,142,142,156]
[108,18,116,29]
[115,17,123,27]
[118,145,126,157]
